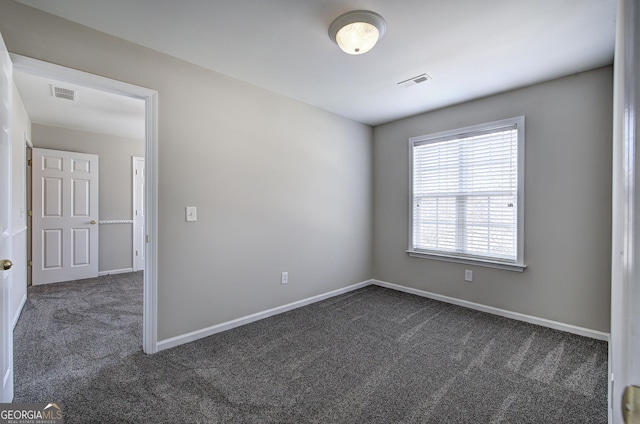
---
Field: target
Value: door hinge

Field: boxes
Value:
[27,159,32,166]
[623,385,640,424]
[146,235,150,243]
[28,260,32,267]
[27,210,32,217]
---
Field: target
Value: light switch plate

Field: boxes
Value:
[186,206,197,222]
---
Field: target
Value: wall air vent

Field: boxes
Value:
[50,85,77,101]
[397,73,431,88]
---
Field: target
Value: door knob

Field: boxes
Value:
[90,220,97,225]
[1,259,12,271]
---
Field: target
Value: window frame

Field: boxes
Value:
[407,116,526,272]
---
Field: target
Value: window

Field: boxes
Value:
[408,116,525,271]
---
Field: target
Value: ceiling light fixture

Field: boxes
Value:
[328,10,386,55]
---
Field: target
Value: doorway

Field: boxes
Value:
[10,54,159,354]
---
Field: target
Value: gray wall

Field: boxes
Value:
[1,0,612,340]
[31,124,144,273]
[373,67,613,332]
[0,0,373,340]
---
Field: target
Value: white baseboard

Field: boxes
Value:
[156,277,609,353]
[12,294,27,330]
[372,279,610,341]
[157,280,373,352]
[98,268,134,277]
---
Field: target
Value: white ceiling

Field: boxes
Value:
[15,0,616,127]
[14,70,145,140]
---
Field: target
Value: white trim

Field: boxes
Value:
[98,268,134,277]
[2,369,10,391]
[10,53,159,355]
[24,134,32,149]
[11,295,26,329]
[408,116,526,269]
[157,280,373,352]
[11,294,26,330]
[132,156,145,273]
[143,91,158,354]
[407,250,526,272]
[10,226,27,237]
[373,279,609,341]
[99,220,133,225]
[157,277,608,352]
[10,54,150,101]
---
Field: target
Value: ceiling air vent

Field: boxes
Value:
[50,85,77,101]
[397,73,431,88]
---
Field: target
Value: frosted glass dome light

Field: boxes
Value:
[329,11,386,55]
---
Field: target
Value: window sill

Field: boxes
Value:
[406,250,526,272]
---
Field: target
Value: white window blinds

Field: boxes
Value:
[409,117,525,268]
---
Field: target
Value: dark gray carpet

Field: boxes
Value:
[14,273,608,423]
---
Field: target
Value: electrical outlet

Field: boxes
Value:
[281,272,288,285]
[465,270,473,282]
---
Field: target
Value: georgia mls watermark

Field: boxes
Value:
[0,403,63,424]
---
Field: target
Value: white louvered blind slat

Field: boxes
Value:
[411,124,519,262]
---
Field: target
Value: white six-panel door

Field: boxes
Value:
[32,148,99,285]
[0,31,14,403]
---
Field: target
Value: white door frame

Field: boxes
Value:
[11,54,159,354]
[132,156,145,272]
[610,0,639,422]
